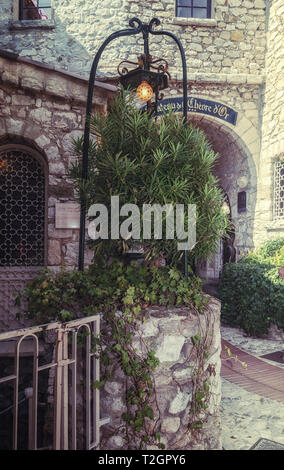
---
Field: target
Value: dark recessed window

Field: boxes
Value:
[0,148,46,266]
[19,0,52,20]
[176,0,212,19]
[238,191,247,213]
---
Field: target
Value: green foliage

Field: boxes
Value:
[218,238,284,336]
[20,259,207,324]
[70,89,229,267]
[19,258,208,449]
[242,237,284,266]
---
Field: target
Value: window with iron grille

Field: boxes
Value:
[176,0,212,19]
[19,0,52,20]
[0,147,46,266]
[274,160,284,219]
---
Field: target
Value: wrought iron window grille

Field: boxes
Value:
[19,0,51,21]
[176,0,212,19]
[274,160,284,219]
[0,146,46,267]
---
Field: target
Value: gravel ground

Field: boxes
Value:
[220,325,284,450]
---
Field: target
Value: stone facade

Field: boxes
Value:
[254,0,284,244]
[0,0,283,322]
[0,0,282,452]
[0,51,116,330]
[100,299,222,450]
[0,1,267,78]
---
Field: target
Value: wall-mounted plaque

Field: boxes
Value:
[55,203,81,229]
[152,96,238,125]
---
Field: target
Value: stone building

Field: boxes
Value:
[0,0,283,329]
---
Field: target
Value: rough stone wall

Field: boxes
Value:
[0,0,267,79]
[0,1,270,253]
[0,54,114,271]
[0,54,115,330]
[100,298,222,450]
[262,0,284,155]
[254,0,284,245]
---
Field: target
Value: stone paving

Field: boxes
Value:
[220,325,284,450]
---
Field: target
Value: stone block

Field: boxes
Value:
[169,391,191,414]
[5,118,24,135]
[155,335,185,363]
[49,160,66,176]
[35,134,51,148]
[104,381,124,396]
[64,242,79,265]
[48,225,73,239]
[161,417,181,434]
[231,31,244,41]
[29,108,52,125]
[21,68,46,91]
[12,94,35,106]
[2,64,20,86]
[52,112,78,130]
[45,146,59,163]
[46,77,68,98]
[48,239,61,265]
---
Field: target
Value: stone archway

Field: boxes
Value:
[190,114,257,284]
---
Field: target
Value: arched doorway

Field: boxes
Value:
[190,114,257,288]
[0,144,47,331]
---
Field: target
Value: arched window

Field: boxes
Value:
[176,0,212,19]
[0,145,47,266]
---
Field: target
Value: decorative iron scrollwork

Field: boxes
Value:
[118,53,171,80]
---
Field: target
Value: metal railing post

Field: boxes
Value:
[53,328,63,450]
[61,330,69,450]
[25,387,34,450]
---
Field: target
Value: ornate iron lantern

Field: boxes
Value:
[118,53,170,110]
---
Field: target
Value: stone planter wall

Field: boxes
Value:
[100,297,222,450]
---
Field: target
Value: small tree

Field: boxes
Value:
[70,89,229,269]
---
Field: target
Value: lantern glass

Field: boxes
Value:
[136,81,153,102]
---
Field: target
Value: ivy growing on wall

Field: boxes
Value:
[18,259,216,449]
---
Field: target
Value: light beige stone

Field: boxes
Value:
[48,239,61,265]
[12,94,35,106]
[231,31,244,41]
[29,108,52,125]
[161,417,181,434]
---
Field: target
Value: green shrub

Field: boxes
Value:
[218,238,284,336]
[258,237,284,258]
[242,237,284,266]
[18,258,207,325]
[70,89,229,268]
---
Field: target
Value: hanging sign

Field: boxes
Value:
[156,96,238,125]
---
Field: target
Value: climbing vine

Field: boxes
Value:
[17,258,214,449]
